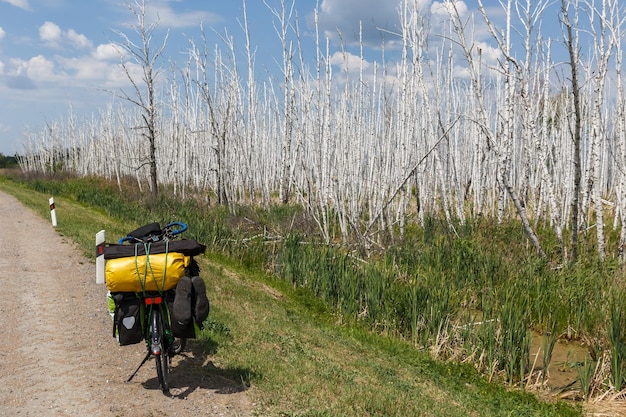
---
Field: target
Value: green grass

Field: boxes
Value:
[0,175,582,416]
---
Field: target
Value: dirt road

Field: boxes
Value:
[0,191,253,416]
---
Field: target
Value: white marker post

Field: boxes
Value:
[49,197,57,227]
[96,230,106,284]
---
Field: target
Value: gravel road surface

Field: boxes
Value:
[0,191,253,417]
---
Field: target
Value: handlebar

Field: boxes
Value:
[164,221,187,236]
[118,235,135,244]
[117,221,188,244]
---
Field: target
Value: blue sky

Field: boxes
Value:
[0,0,567,156]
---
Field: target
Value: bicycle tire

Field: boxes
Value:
[153,307,170,393]
[155,351,169,393]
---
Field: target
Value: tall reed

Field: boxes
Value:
[609,293,626,391]
[541,317,558,384]
[577,354,597,401]
[498,286,531,385]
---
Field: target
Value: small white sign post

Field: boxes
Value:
[96,230,106,284]
[49,197,57,227]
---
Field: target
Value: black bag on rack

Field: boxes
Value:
[112,292,144,346]
[103,239,206,259]
[166,289,197,339]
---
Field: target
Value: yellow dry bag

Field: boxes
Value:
[105,252,189,292]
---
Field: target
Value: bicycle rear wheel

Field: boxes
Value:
[155,351,169,393]
[152,307,169,393]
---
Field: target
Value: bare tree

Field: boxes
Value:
[561,0,583,262]
[113,0,169,199]
[615,7,626,262]
[265,0,297,204]
[448,0,547,257]
[581,0,619,261]
[187,28,237,207]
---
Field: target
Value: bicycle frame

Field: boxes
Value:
[145,295,167,354]
[126,292,175,394]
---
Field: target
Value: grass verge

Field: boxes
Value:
[0,178,582,416]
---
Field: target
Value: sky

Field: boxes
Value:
[0,0,569,156]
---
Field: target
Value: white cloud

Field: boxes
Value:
[39,21,63,46]
[58,56,118,82]
[132,1,220,29]
[475,41,501,65]
[53,51,140,89]
[25,55,60,82]
[66,29,92,49]
[318,0,403,47]
[429,1,499,45]
[431,1,468,19]
[57,56,94,80]
[449,40,502,79]
[4,58,33,89]
[107,61,142,88]
[93,43,122,61]
[2,33,133,92]
[1,0,31,11]
[8,57,25,74]
[429,0,471,38]
[0,26,5,41]
[39,21,92,50]
[327,50,399,88]
[330,51,372,73]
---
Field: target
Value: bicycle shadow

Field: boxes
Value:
[141,338,256,399]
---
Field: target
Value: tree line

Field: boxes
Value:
[0,153,18,169]
[15,0,626,264]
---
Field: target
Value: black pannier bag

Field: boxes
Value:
[166,290,197,339]
[112,293,144,346]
